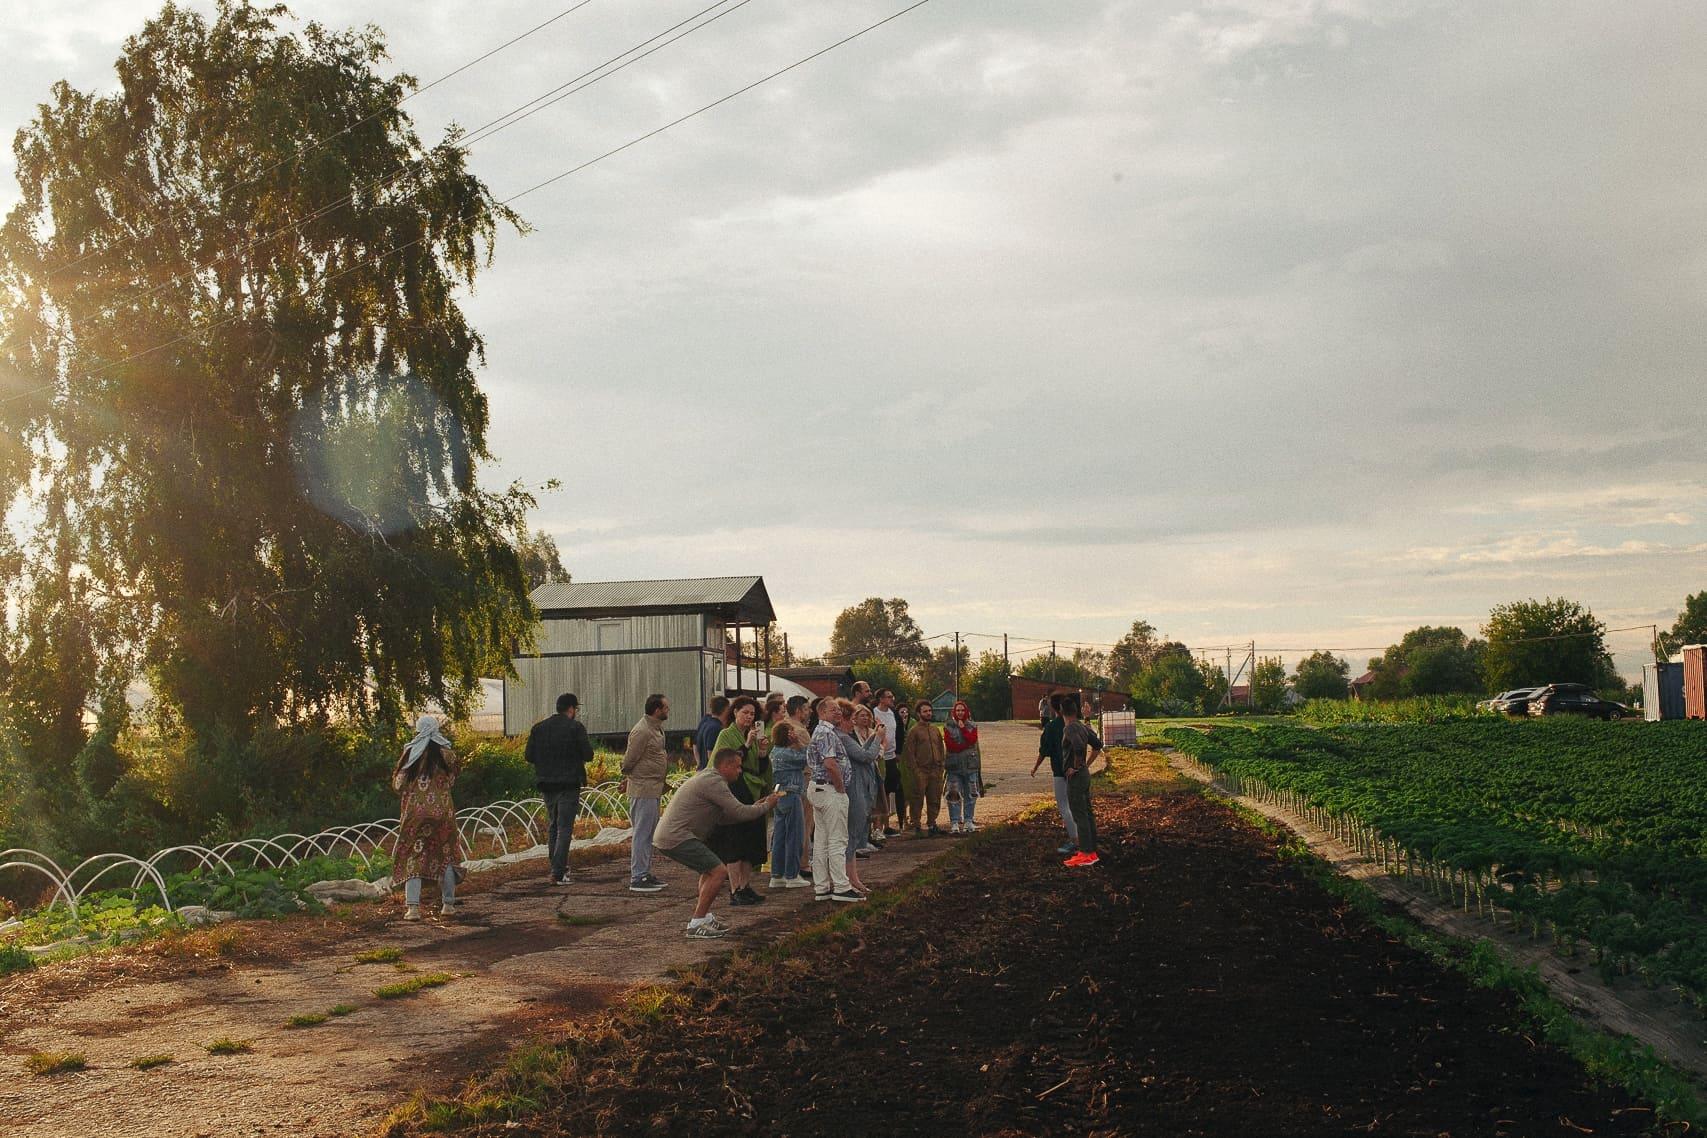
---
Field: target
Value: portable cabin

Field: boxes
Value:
[1642,661,1685,722]
[504,576,777,739]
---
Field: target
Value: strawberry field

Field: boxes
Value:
[1168,720,1707,1006]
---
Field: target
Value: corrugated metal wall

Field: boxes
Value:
[505,648,715,738]
[538,613,704,654]
[1643,662,1685,721]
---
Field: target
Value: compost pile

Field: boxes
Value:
[406,789,1658,1137]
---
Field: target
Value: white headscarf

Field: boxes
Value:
[400,714,452,771]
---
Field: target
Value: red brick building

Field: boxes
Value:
[1007,674,1131,721]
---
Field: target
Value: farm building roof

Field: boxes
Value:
[530,576,775,624]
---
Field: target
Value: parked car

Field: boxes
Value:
[1525,683,1627,720]
[1479,687,1543,715]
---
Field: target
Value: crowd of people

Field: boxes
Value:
[387,681,1105,933]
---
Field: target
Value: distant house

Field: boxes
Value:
[1348,671,1377,701]
[504,576,776,739]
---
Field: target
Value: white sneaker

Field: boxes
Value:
[964,822,978,833]
[769,876,788,889]
[783,877,811,889]
[402,906,421,921]
[950,822,962,834]
[438,902,456,917]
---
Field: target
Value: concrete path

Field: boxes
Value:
[0,722,1049,1138]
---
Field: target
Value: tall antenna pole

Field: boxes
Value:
[953,631,962,697]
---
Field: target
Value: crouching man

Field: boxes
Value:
[654,747,782,938]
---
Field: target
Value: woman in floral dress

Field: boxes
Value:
[392,714,462,920]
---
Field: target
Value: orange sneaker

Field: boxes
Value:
[1078,851,1101,866]
[1063,852,1093,867]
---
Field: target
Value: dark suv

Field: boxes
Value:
[1526,683,1627,720]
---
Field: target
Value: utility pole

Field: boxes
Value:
[1051,640,1057,682]
[1003,633,1009,675]
[953,631,961,697]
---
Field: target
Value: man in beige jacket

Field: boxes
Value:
[621,694,671,893]
[655,749,781,938]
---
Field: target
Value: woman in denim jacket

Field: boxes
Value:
[837,701,883,894]
[944,700,982,834]
[767,721,810,887]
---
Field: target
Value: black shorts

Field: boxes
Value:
[884,759,903,795]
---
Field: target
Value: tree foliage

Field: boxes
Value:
[1249,656,1290,712]
[827,598,927,666]
[1659,591,1707,659]
[1129,651,1204,716]
[1364,626,1485,699]
[1292,651,1351,700]
[849,656,914,705]
[962,651,1011,722]
[917,643,970,699]
[1107,620,1162,688]
[1481,597,1618,693]
[0,1,535,757]
[516,529,568,591]
[1017,653,1096,689]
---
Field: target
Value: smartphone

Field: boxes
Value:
[773,783,790,796]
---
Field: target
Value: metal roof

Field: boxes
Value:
[531,576,775,624]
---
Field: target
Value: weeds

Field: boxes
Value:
[555,913,606,928]
[354,946,403,964]
[129,1054,173,1070]
[25,1051,86,1075]
[375,972,454,999]
[285,1012,329,1028]
[0,941,36,975]
[328,1003,359,1016]
[204,1037,253,1055]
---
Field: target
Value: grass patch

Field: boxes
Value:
[25,1051,86,1075]
[555,912,607,928]
[626,985,683,1024]
[285,1012,329,1028]
[375,971,454,999]
[354,946,404,964]
[203,1037,253,1055]
[328,1003,359,1017]
[129,1053,173,1070]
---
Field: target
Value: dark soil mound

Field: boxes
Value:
[407,789,1655,1136]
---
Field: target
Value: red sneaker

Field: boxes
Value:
[1078,851,1101,866]
[1063,852,1093,867]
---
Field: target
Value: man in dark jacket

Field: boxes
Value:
[527,692,593,885]
[694,696,730,771]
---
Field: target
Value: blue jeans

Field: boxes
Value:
[946,770,980,824]
[770,792,803,880]
[542,784,582,880]
[1053,775,1079,846]
[405,865,458,907]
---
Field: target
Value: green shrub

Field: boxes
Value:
[26,1051,86,1075]
[1297,694,1489,726]
[0,942,36,975]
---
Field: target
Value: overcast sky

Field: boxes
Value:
[3,0,1702,677]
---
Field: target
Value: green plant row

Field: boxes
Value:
[0,850,393,961]
[1166,719,1707,1008]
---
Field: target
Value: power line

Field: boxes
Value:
[1,0,934,411]
[97,0,757,329]
[45,0,602,283]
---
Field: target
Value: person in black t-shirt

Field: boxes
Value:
[1058,696,1105,867]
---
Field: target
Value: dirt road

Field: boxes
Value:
[0,722,1052,1138]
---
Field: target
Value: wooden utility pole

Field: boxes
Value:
[1003,633,1009,675]
[1051,640,1057,682]
[953,631,962,697]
